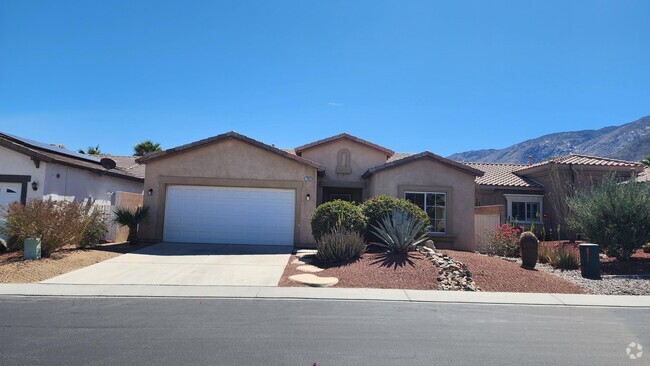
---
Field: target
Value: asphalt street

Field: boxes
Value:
[0,296,647,365]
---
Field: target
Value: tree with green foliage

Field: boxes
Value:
[566,175,650,261]
[78,145,102,155]
[641,156,650,168]
[133,140,162,156]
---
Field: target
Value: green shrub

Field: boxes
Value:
[550,247,580,270]
[316,226,366,263]
[0,200,89,257]
[361,195,429,241]
[566,175,650,261]
[79,208,107,248]
[370,209,428,253]
[310,200,366,241]
[643,243,650,253]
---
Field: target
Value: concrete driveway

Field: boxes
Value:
[42,242,292,286]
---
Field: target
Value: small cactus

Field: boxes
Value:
[519,231,539,269]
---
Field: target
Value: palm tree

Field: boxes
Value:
[641,156,650,168]
[133,140,162,156]
[113,206,149,244]
[78,145,102,155]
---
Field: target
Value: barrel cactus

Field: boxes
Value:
[519,231,539,269]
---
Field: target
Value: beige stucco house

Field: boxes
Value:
[137,132,483,250]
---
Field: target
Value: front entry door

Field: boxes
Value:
[322,187,363,204]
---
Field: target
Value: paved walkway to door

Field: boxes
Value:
[42,242,292,286]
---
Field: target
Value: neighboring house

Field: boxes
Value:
[465,155,645,239]
[136,132,483,250]
[0,132,144,209]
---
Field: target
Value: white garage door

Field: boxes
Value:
[163,185,295,245]
[0,183,22,207]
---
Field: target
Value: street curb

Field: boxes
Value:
[0,283,649,308]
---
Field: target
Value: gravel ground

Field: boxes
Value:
[532,262,650,296]
[0,242,150,283]
[440,250,585,294]
[279,250,438,290]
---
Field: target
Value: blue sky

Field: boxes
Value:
[1,1,649,156]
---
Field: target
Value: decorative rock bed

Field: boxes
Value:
[418,246,480,291]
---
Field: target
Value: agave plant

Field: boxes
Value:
[370,209,429,253]
[113,206,149,244]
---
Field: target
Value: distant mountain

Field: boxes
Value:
[448,116,650,164]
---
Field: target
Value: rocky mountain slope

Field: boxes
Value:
[448,116,650,163]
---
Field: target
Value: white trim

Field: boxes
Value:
[404,191,447,234]
[503,194,543,223]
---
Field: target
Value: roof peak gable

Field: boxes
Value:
[294,132,394,156]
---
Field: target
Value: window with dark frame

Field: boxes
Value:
[404,192,446,234]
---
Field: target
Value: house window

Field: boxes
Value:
[504,194,543,223]
[404,192,446,234]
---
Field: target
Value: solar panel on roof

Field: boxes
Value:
[2,132,101,163]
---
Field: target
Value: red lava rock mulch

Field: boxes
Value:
[439,249,585,294]
[541,242,650,275]
[279,250,438,290]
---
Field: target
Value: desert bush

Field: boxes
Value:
[316,226,366,263]
[113,206,149,244]
[370,209,429,253]
[484,224,523,258]
[310,200,366,241]
[519,231,539,269]
[79,208,107,248]
[643,243,650,254]
[0,200,89,257]
[538,245,554,264]
[566,175,650,261]
[550,247,580,270]
[361,195,429,241]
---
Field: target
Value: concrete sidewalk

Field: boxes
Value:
[1,283,649,308]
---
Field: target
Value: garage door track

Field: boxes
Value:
[42,243,292,286]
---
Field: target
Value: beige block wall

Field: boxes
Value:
[366,159,477,251]
[301,139,389,183]
[139,139,318,246]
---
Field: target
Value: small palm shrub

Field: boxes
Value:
[362,195,429,241]
[519,231,539,269]
[310,200,366,241]
[78,208,107,248]
[370,209,428,253]
[484,224,523,258]
[316,227,366,263]
[0,200,89,257]
[113,206,149,244]
[643,243,650,253]
[551,247,580,270]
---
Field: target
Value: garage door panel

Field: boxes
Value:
[163,186,295,245]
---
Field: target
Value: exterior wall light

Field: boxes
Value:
[148,189,154,196]
[306,193,311,201]
[31,181,38,191]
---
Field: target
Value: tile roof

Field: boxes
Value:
[514,154,644,174]
[136,131,325,171]
[0,133,143,182]
[363,151,484,178]
[105,156,146,179]
[387,152,415,163]
[294,133,395,156]
[464,162,542,188]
